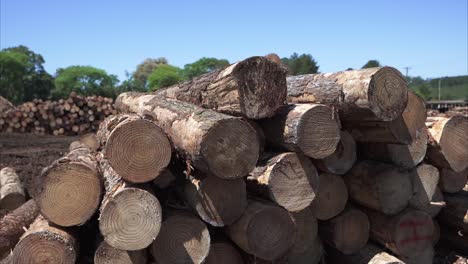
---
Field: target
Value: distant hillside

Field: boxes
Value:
[408,75,468,100]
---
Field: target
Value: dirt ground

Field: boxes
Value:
[0,133,78,196]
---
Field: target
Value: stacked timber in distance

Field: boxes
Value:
[115,92,260,180]
[0,93,116,135]
[156,56,287,119]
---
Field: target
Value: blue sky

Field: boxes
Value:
[1,0,467,81]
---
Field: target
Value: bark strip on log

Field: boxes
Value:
[185,174,247,227]
[313,131,356,175]
[94,240,148,264]
[0,168,25,211]
[366,209,434,258]
[0,200,39,258]
[156,56,287,119]
[310,173,348,220]
[247,152,319,212]
[115,92,259,179]
[98,156,162,251]
[287,67,408,122]
[344,160,413,215]
[226,200,296,261]
[260,104,341,159]
[97,114,172,183]
[11,215,78,264]
[150,212,210,264]
[319,206,370,254]
[204,241,244,264]
[427,115,468,172]
[360,127,428,169]
[35,147,102,226]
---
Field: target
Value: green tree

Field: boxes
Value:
[148,64,184,91]
[116,71,147,93]
[281,53,319,75]
[53,66,118,98]
[0,51,28,103]
[183,57,230,79]
[361,60,381,69]
[133,58,168,89]
[417,84,432,100]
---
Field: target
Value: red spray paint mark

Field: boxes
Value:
[398,219,433,246]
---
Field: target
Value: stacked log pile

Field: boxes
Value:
[0,93,116,135]
[0,55,467,264]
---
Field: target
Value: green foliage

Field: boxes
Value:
[408,75,468,100]
[148,64,184,91]
[0,51,28,104]
[53,66,118,98]
[116,71,147,94]
[0,45,54,103]
[281,53,319,75]
[133,58,168,88]
[361,60,381,69]
[183,57,230,79]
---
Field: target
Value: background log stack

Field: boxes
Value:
[0,55,467,264]
[0,93,116,135]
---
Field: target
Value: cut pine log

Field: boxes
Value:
[94,241,148,264]
[344,160,413,215]
[260,104,341,159]
[286,67,408,122]
[34,147,102,226]
[409,163,440,210]
[286,207,322,264]
[150,212,210,264]
[319,206,370,254]
[185,174,247,227]
[98,156,162,251]
[11,215,78,264]
[310,173,348,220]
[156,56,287,119]
[97,114,172,183]
[366,209,434,258]
[437,190,468,233]
[0,168,25,211]
[247,152,319,212]
[427,115,468,172]
[204,241,244,264]
[359,126,428,169]
[312,131,356,175]
[226,200,296,261]
[326,243,405,264]
[439,168,467,193]
[0,200,39,258]
[115,92,259,180]
[401,247,434,264]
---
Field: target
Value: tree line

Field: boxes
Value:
[1,45,386,104]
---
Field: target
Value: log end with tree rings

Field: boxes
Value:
[201,118,259,179]
[99,187,162,251]
[233,56,287,119]
[104,117,172,183]
[366,67,408,121]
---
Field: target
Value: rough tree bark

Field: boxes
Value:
[115,92,259,180]
[225,200,296,261]
[259,104,341,159]
[97,114,172,183]
[287,67,408,122]
[319,206,370,254]
[0,168,25,211]
[150,211,210,264]
[185,174,247,227]
[344,160,413,215]
[312,131,356,175]
[0,200,39,258]
[156,56,287,119]
[427,115,468,172]
[98,155,162,251]
[365,209,434,258]
[310,173,348,220]
[11,215,78,264]
[247,152,319,212]
[34,147,102,227]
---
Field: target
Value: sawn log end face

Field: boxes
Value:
[393,210,434,258]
